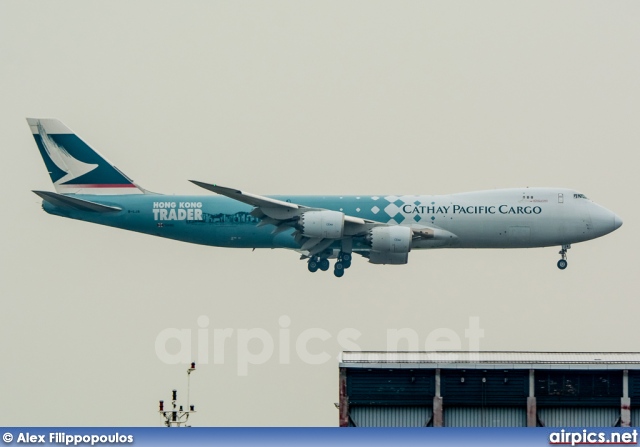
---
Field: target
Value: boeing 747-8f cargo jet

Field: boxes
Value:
[28,118,622,277]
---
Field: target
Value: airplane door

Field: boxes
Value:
[558,193,564,203]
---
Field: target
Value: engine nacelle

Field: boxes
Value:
[367,225,412,253]
[299,210,345,239]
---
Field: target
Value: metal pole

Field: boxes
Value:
[187,370,191,417]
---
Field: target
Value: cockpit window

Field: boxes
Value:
[573,193,589,199]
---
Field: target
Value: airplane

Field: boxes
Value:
[28,118,623,277]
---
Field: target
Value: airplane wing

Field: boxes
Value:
[190,180,308,217]
[190,180,384,255]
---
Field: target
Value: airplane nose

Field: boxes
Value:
[588,205,621,237]
[614,214,623,230]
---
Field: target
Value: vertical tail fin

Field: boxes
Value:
[27,118,146,195]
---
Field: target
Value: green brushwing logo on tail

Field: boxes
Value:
[28,118,144,193]
[36,122,99,185]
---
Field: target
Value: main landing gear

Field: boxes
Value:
[307,258,325,272]
[307,252,352,277]
[557,244,571,270]
[333,252,352,278]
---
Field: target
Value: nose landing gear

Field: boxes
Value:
[557,244,571,270]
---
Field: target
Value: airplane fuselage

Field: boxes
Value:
[42,187,620,251]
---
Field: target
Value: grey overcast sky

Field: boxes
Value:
[1,1,638,426]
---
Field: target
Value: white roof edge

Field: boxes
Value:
[340,363,640,370]
[340,351,640,366]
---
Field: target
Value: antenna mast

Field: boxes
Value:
[158,362,197,427]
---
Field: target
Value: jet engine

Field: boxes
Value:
[366,226,413,264]
[299,210,345,239]
[367,225,412,253]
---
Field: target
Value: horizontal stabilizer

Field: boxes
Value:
[33,190,122,213]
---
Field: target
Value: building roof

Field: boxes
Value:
[340,351,640,370]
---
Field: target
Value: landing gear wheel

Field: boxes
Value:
[308,259,319,273]
[319,259,330,271]
[338,251,352,269]
[557,244,570,270]
[334,262,344,278]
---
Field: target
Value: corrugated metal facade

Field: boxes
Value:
[538,407,620,427]
[444,407,526,427]
[347,369,434,405]
[340,352,640,427]
[536,370,623,407]
[629,371,640,406]
[442,370,528,406]
[350,406,433,427]
[631,410,640,427]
